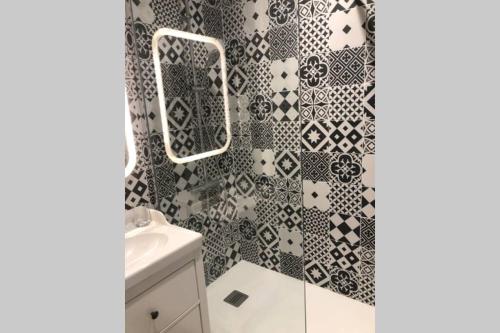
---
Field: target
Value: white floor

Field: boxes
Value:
[207,261,374,333]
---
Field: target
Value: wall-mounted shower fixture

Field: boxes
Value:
[151,28,231,165]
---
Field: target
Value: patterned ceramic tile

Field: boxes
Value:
[299,54,330,89]
[277,201,302,229]
[270,58,300,92]
[328,46,366,86]
[355,274,375,305]
[303,180,331,211]
[273,122,301,151]
[329,119,364,153]
[255,175,277,200]
[300,88,330,121]
[304,232,331,265]
[228,66,248,95]
[298,15,330,56]
[361,186,375,218]
[279,226,303,256]
[330,182,362,216]
[243,0,270,34]
[256,198,278,225]
[330,153,362,184]
[275,150,301,179]
[269,0,298,26]
[328,7,366,51]
[269,23,298,60]
[203,5,224,39]
[252,149,276,176]
[259,245,281,271]
[280,251,304,280]
[329,84,364,121]
[328,0,367,13]
[330,241,361,274]
[302,120,330,152]
[302,152,330,181]
[272,90,300,121]
[245,30,270,63]
[247,61,272,96]
[303,208,330,237]
[364,83,375,119]
[330,267,359,297]
[298,0,329,18]
[250,122,274,149]
[305,259,330,287]
[330,213,360,245]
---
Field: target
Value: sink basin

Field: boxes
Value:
[125,209,203,293]
[125,232,168,268]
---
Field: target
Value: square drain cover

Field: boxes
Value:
[223,290,248,307]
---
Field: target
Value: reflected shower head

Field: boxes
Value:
[206,49,220,68]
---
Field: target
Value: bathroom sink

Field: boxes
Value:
[125,209,203,292]
[125,232,169,268]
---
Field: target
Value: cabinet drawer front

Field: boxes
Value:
[166,306,203,333]
[126,262,199,333]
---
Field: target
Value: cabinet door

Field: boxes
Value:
[167,306,203,333]
[126,262,199,333]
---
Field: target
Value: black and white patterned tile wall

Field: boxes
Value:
[125,0,375,306]
[298,0,375,306]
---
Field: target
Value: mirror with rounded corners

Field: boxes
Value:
[125,92,137,177]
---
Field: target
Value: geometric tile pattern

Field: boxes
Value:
[302,120,330,152]
[330,241,361,274]
[330,182,362,216]
[246,30,270,64]
[360,217,375,249]
[328,46,366,86]
[298,16,330,56]
[275,177,302,206]
[303,208,330,237]
[298,0,329,18]
[329,84,365,121]
[300,88,330,120]
[277,202,302,229]
[302,152,330,181]
[272,90,300,121]
[361,186,375,218]
[328,7,366,51]
[329,213,361,245]
[304,232,331,266]
[259,245,280,271]
[273,122,301,151]
[356,274,375,306]
[275,150,301,179]
[269,23,299,60]
[305,259,330,287]
[126,0,375,305]
[270,58,300,92]
[330,268,359,297]
[328,0,366,13]
[329,120,364,153]
[280,252,304,280]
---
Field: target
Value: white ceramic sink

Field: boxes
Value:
[125,209,202,291]
[125,232,169,268]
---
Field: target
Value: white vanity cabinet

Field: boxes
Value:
[125,209,210,333]
[126,253,210,333]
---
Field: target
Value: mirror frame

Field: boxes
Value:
[125,92,137,177]
[151,28,231,164]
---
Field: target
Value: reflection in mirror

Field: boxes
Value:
[152,28,231,165]
[125,92,136,177]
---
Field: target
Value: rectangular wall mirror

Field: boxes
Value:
[152,28,231,164]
